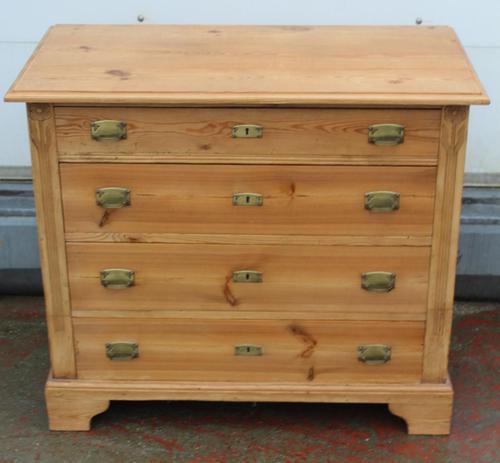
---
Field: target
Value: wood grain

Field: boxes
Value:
[389,399,453,435]
[423,107,469,382]
[5,25,488,106]
[45,374,453,433]
[55,107,441,162]
[60,164,436,237]
[66,243,430,318]
[73,318,425,383]
[70,309,426,322]
[27,103,76,378]
[57,152,439,166]
[65,232,432,247]
[45,386,109,431]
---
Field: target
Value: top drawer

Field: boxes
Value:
[54,107,441,165]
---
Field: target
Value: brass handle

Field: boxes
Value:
[100,268,135,289]
[358,344,391,365]
[91,120,127,140]
[96,187,131,209]
[106,342,139,360]
[234,344,263,356]
[232,124,263,138]
[368,124,404,145]
[232,270,263,283]
[232,193,263,206]
[361,271,395,292]
[364,191,400,212]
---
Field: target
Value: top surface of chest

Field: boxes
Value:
[5,25,488,106]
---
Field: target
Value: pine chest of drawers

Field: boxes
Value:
[6,25,488,434]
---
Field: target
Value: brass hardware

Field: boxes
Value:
[234,344,263,356]
[361,271,396,292]
[91,120,127,140]
[232,193,264,206]
[232,124,263,138]
[232,270,263,283]
[364,191,400,212]
[100,268,135,289]
[96,187,131,209]
[368,124,404,145]
[358,344,392,365]
[106,342,139,360]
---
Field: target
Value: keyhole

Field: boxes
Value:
[246,346,251,353]
[246,196,250,204]
[246,273,250,280]
[245,127,250,136]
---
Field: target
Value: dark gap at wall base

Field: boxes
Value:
[0,269,42,295]
[455,276,500,301]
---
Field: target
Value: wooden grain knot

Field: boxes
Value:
[289,324,317,358]
[223,276,238,306]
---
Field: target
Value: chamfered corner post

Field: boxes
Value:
[423,106,469,383]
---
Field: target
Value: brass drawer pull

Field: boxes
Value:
[91,120,127,140]
[232,124,263,138]
[368,124,404,145]
[232,270,263,283]
[106,342,139,360]
[96,187,131,209]
[232,192,264,206]
[358,344,391,365]
[361,271,395,292]
[234,344,263,356]
[100,268,135,289]
[364,191,400,212]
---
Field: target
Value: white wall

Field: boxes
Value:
[1,0,499,174]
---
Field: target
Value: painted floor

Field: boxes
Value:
[0,296,498,463]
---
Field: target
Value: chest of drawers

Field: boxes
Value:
[6,25,488,434]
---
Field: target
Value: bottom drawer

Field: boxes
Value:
[74,319,424,383]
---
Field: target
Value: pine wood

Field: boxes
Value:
[45,388,110,431]
[45,374,453,434]
[67,243,430,318]
[73,318,424,383]
[64,232,432,247]
[423,107,469,382]
[6,25,488,106]
[61,164,436,237]
[7,25,488,435]
[54,107,441,162]
[58,152,439,166]
[27,104,75,378]
[389,399,453,435]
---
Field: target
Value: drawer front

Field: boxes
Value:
[67,243,430,318]
[55,107,441,164]
[74,318,424,383]
[61,164,436,236]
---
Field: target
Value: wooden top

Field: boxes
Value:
[5,25,489,106]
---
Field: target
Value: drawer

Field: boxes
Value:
[67,243,430,319]
[55,107,441,164]
[61,164,436,237]
[73,318,425,383]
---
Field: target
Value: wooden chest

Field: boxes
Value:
[5,25,488,434]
